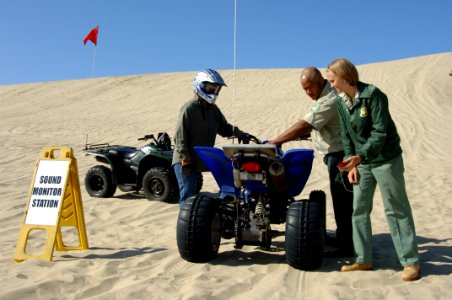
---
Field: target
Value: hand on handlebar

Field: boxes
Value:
[228,131,261,144]
[238,132,251,144]
[238,132,262,144]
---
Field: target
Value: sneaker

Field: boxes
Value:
[341,263,373,272]
[401,264,420,281]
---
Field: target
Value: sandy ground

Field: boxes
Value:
[0,53,451,299]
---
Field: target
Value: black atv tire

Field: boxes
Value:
[285,190,326,270]
[177,194,221,262]
[142,167,173,202]
[85,165,117,198]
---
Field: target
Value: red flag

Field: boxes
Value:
[83,26,99,46]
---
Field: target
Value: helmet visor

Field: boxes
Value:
[203,82,222,95]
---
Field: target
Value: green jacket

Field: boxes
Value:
[172,96,237,172]
[336,82,402,165]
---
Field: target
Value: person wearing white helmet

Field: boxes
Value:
[192,68,226,105]
[172,69,247,205]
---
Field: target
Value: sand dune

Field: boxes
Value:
[0,53,451,299]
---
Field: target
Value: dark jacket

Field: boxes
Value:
[336,82,402,166]
[172,96,236,172]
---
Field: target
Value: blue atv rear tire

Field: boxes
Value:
[177,194,221,262]
[285,190,326,270]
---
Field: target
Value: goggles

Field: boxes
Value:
[203,82,222,95]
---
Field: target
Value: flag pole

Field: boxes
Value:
[83,25,99,145]
[232,0,237,143]
[91,46,96,78]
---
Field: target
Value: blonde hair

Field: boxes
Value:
[327,58,359,86]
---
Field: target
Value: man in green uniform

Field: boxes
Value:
[270,67,354,257]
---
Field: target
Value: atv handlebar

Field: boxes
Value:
[239,133,261,144]
[138,134,155,141]
[138,132,172,151]
[228,133,261,145]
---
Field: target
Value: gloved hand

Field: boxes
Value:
[181,157,192,176]
[237,131,251,144]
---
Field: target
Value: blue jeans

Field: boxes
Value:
[173,163,200,206]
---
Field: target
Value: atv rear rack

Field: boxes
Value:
[84,143,113,151]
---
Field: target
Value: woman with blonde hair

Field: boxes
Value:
[326,58,420,281]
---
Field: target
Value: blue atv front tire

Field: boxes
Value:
[177,194,221,262]
[285,190,326,270]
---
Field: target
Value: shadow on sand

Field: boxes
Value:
[208,233,451,277]
[60,247,166,260]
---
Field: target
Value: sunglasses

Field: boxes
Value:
[203,82,222,95]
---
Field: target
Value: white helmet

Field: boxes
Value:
[193,69,227,104]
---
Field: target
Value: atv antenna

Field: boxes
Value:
[85,133,89,150]
[232,0,237,143]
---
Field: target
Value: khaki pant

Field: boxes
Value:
[352,155,419,266]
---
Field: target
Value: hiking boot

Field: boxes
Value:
[341,263,373,272]
[401,264,420,281]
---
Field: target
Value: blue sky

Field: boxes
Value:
[1,0,450,85]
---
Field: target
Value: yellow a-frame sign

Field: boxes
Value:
[15,147,89,262]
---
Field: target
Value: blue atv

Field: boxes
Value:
[177,135,326,270]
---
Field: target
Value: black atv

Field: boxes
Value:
[83,132,202,202]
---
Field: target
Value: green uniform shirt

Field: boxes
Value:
[172,96,236,172]
[336,81,402,166]
[303,81,343,155]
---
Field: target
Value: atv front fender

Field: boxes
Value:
[194,147,235,197]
